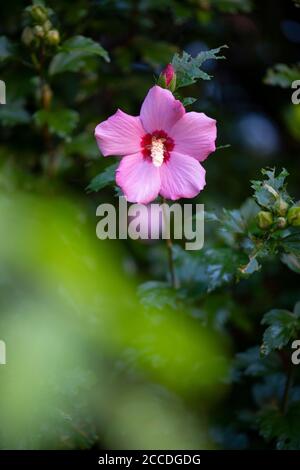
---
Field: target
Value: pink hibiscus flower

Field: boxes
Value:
[95,85,217,204]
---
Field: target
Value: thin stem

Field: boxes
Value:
[32,48,56,176]
[281,362,294,414]
[162,198,178,289]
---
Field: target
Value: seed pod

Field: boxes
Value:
[257,211,273,230]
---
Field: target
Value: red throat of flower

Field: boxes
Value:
[141,130,174,167]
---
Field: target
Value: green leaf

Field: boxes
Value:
[258,404,300,449]
[181,97,197,107]
[206,247,244,292]
[172,245,208,296]
[0,100,30,126]
[137,281,179,309]
[251,168,290,209]
[86,162,118,193]
[64,132,99,159]
[0,36,14,62]
[261,308,300,355]
[171,45,228,88]
[281,253,300,274]
[281,232,300,256]
[49,35,110,75]
[264,63,300,88]
[233,346,281,380]
[222,208,247,234]
[34,108,79,139]
[211,0,253,13]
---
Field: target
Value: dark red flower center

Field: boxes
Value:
[141,130,174,167]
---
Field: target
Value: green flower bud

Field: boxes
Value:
[30,5,48,24]
[21,27,34,46]
[45,30,60,46]
[33,25,45,39]
[274,197,289,216]
[277,217,287,229]
[43,20,52,32]
[257,211,273,230]
[287,207,300,227]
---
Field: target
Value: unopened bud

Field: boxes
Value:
[287,207,300,227]
[33,25,44,39]
[274,197,289,216]
[277,217,287,229]
[158,64,176,92]
[43,20,52,32]
[30,5,48,24]
[21,27,34,46]
[46,30,60,46]
[257,211,273,230]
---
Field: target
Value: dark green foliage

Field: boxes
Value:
[49,36,110,75]
[261,306,300,355]
[34,108,79,139]
[0,0,300,452]
[86,162,118,193]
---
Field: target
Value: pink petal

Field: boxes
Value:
[159,152,206,200]
[95,109,145,157]
[116,153,161,204]
[170,111,217,161]
[140,85,185,134]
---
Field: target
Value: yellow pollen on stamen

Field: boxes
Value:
[151,137,165,167]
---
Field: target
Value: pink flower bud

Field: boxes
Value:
[158,64,176,92]
[162,64,175,86]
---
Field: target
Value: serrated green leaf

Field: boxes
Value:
[258,404,300,449]
[172,45,228,88]
[34,108,79,139]
[206,247,244,291]
[261,308,300,355]
[49,35,110,75]
[86,162,118,193]
[264,63,300,88]
[251,168,290,209]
